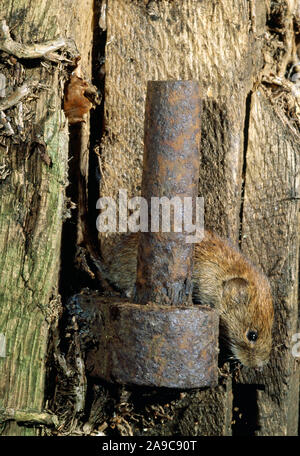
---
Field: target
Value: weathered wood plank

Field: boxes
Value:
[178,378,233,436]
[0,0,94,435]
[236,90,300,436]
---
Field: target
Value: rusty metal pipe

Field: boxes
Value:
[135,80,202,306]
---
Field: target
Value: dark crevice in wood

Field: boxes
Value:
[58,124,81,300]
[77,9,109,293]
[79,8,115,423]
[52,3,109,426]
[238,90,252,246]
[231,383,264,435]
[59,5,107,301]
[87,22,106,257]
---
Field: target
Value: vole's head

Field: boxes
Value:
[220,276,274,368]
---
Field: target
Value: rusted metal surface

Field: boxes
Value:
[68,294,219,388]
[135,80,202,306]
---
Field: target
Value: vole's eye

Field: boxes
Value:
[247,330,258,342]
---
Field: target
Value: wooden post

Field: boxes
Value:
[235,91,300,436]
[0,0,94,435]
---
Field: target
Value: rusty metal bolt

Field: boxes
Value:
[135,80,202,306]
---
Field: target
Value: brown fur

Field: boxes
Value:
[105,231,274,368]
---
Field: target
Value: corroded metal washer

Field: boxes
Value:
[74,296,219,388]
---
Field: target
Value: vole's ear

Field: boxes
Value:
[222,277,249,304]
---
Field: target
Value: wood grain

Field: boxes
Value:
[0,0,93,435]
[237,90,300,436]
[99,0,262,255]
